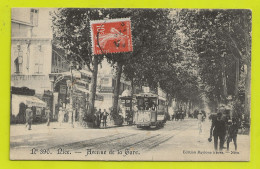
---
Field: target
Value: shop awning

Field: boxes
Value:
[12,94,47,116]
[49,70,81,79]
[75,86,90,94]
[79,69,92,77]
[75,86,103,100]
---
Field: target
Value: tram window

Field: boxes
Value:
[144,102,150,110]
[137,97,157,110]
[158,100,165,110]
[125,101,131,107]
[137,98,144,110]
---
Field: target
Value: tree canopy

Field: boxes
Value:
[51,8,251,117]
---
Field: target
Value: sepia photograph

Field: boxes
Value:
[10,8,251,161]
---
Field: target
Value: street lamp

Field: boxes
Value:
[69,61,74,128]
[68,61,80,128]
[49,75,55,119]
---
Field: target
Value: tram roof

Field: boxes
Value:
[135,92,158,98]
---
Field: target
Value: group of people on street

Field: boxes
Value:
[58,105,78,127]
[94,109,109,128]
[172,110,186,121]
[25,106,51,130]
[195,110,239,151]
[24,104,110,129]
[208,112,239,151]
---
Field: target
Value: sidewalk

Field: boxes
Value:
[10,119,130,137]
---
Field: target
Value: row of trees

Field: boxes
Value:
[175,9,251,116]
[51,9,251,124]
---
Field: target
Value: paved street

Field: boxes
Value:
[10,118,250,161]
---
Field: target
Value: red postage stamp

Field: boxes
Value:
[90,18,133,55]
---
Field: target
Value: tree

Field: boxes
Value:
[51,8,182,125]
[51,9,107,120]
[103,9,179,117]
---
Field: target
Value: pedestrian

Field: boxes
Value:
[96,109,102,128]
[176,111,180,121]
[58,107,64,126]
[172,114,175,121]
[151,103,156,111]
[181,111,185,121]
[79,107,84,125]
[197,112,203,134]
[173,111,177,121]
[144,102,149,110]
[45,107,51,126]
[209,112,226,151]
[226,118,239,151]
[67,106,74,128]
[25,106,33,130]
[202,110,206,121]
[102,109,109,128]
[25,107,29,128]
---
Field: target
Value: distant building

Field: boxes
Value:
[51,45,70,73]
[96,73,131,110]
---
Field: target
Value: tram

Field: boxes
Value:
[135,92,167,128]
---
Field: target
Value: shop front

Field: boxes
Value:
[11,93,47,124]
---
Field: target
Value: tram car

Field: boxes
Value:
[135,92,167,128]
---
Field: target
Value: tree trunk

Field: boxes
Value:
[189,101,192,112]
[245,63,251,117]
[234,58,240,97]
[222,60,227,103]
[88,56,99,115]
[112,62,123,116]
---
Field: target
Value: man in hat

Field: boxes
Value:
[227,118,239,151]
[25,106,33,130]
[209,112,226,151]
[102,109,109,128]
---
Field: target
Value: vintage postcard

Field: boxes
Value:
[10,8,251,161]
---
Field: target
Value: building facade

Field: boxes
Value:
[11,8,53,123]
[11,8,53,95]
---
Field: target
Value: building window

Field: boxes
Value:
[34,45,44,74]
[30,9,38,26]
[52,53,55,67]
[14,45,23,73]
[101,78,109,85]
[35,63,43,73]
[38,45,42,52]
[56,55,58,66]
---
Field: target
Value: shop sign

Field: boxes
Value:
[59,85,67,94]
[99,86,114,93]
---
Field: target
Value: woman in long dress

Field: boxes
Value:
[58,107,64,126]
